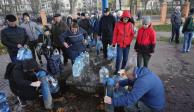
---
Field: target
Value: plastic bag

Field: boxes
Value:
[16,48,33,61]
[36,70,59,93]
[46,75,59,93]
[99,66,109,83]
[107,45,117,60]
[0,92,10,112]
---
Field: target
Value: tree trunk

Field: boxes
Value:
[29,0,40,15]
[69,0,78,14]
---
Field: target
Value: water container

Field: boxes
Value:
[23,49,33,60]
[107,45,117,60]
[16,48,25,60]
[99,67,109,83]
[0,92,10,112]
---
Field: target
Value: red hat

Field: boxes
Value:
[121,10,131,18]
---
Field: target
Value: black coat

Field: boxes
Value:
[11,61,38,100]
[78,18,92,35]
[51,21,69,47]
[98,14,116,42]
[1,26,29,55]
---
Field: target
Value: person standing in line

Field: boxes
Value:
[98,8,116,59]
[112,10,134,74]
[170,6,182,44]
[51,14,69,65]
[134,16,156,68]
[20,13,43,64]
[1,14,29,62]
[181,8,194,53]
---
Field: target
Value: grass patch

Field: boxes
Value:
[153,24,171,32]
[0,42,7,55]
[158,36,194,45]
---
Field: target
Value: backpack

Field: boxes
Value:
[187,16,194,30]
[46,49,64,75]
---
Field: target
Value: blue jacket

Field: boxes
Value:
[113,67,165,111]
[59,28,87,60]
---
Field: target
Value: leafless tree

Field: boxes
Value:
[69,0,78,14]
[29,0,40,15]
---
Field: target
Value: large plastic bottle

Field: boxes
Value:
[0,92,10,112]
[16,48,25,60]
[99,66,109,83]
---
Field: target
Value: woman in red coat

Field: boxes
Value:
[112,10,134,74]
[134,16,156,67]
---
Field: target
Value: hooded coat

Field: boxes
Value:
[112,10,134,48]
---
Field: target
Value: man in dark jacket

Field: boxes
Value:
[78,13,92,36]
[10,59,53,109]
[104,67,165,112]
[182,8,194,53]
[1,15,29,62]
[98,8,116,59]
[51,14,69,64]
[170,6,182,44]
[10,59,41,101]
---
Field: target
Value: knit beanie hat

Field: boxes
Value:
[5,15,17,22]
[142,16,151,25]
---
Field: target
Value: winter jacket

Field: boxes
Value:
[98,14,116,42]
[171,11,182,27]
[113,67,165,111]
[20,21,42,41]
[10,60,39,100]
[92,18,100,33]
[79,18,92,35]
[112,10,134,48]
[51,21,69,47]
[1,26,29,55]
[60,28,87,60]
[134,25,156,54]
[182,15,194,33]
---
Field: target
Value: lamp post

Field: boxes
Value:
[102,0,108,13]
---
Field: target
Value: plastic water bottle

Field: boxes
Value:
[16,48,25,60]
[0,92,10,112]
[99,67,109,83]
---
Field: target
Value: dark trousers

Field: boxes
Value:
[29,40,42,62]
[53,46,68,64]
[102,40,112,59]
[170,25,180,43]
[137,53,151,68]
[115,46,130,72]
